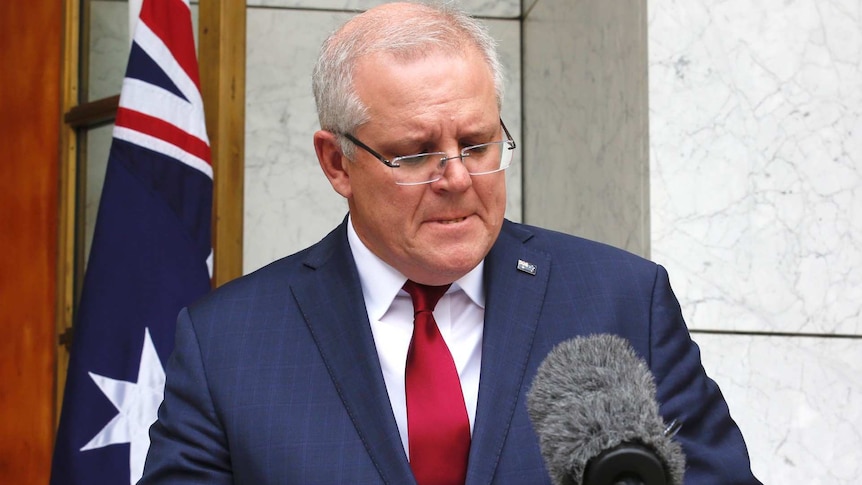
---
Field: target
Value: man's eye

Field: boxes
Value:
[397,154,432,166]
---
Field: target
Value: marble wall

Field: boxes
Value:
[522,0,650,257]
[649,0,862,482]
[244,1,522,273]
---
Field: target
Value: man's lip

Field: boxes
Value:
[432,215,469,224]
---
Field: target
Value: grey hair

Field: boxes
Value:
[311,1,505,157]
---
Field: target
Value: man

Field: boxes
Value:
[141,2,760,484]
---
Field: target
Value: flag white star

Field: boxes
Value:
[81,327,166,485]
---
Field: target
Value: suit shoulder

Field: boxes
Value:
[206,248,308,299]
[192,223,347,313]
[502,220,658,271]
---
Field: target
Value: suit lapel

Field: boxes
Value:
[289,220,550,485]
[290,221,414,485]
[468,221,551,485]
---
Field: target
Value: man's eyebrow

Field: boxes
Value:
[461,124,501,141]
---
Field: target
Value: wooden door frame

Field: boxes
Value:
[0,1,64,482]
[199,0,246,289]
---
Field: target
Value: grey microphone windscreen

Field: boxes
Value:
[526,334,685,485]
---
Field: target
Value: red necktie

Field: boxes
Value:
[403,280,471,485]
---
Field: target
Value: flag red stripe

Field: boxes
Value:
[116,107,212,165]
[140,0,200,88]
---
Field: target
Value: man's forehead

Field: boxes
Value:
[356,44,482,71]
[350,47,498,123]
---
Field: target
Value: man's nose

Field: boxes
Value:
[434,153,473,190]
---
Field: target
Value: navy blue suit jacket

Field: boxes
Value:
[140,219,760,484]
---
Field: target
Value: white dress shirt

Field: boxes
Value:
[346,218,485,458]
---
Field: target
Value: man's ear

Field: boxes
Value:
[314,130,352,198]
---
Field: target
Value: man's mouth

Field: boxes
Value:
[439,217,467,224]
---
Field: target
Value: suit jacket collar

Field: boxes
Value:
[290,219,414,484]
[291,218,550,485]
[468,220,550,485]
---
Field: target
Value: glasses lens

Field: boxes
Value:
[392,153,446,185]
[390,139,515,185]
[463,141,513,176]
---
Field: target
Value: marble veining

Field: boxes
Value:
[649,0,862,336]
[696,333,862,484]
[650,1,862,483]
[89,1,129,102]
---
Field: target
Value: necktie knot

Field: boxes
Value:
[403,280,451,314]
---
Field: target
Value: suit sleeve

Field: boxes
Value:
[647,265,761,485]
[139,307,232,484]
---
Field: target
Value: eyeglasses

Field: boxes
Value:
[342,119,516,186]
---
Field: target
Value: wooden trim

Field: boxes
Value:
[64,95,119,129]
[199,0,246,287]
[0,0,64,480]
[55,0,81,426]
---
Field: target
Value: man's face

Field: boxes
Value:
[338,47,507,285]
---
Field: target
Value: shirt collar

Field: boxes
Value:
[346,215,486,322]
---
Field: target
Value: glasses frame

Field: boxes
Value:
[341,119,516,185]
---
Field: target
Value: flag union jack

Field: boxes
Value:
[115,0,212,183]
[50,1,213,484]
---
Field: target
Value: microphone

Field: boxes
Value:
[526,334,686,485]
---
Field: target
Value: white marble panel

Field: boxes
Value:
[649,0,862,334]
[246,0,519,18]
[89,1,129,101]
[244,9,522,273]
[694,333,862,485]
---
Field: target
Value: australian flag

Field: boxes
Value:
[50,1,212,484]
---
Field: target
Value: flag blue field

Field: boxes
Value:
[50,1,212,483]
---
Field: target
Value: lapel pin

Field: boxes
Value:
[517,259,537,276]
